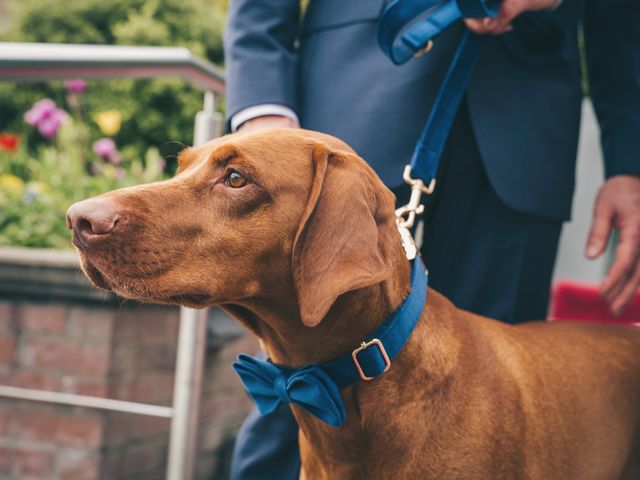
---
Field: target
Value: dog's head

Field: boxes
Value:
[67,128,400,327]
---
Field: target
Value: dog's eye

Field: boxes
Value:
[226,170,249,188]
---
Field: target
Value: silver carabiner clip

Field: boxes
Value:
[395,165,436,259]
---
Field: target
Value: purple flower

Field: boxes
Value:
[93,138,121,164]
[64,79,86,94]
[37,109,67,139]
[24,99,67,139]
[24,99,56,126]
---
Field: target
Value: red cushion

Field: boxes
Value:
[549,280,640,326]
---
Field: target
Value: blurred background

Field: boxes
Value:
[0,1,263,479]
[0,0,609,478]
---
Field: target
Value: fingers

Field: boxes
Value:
[585,194,613,259]
[495,0,525,25]
[602,221,640,314]
[465,0,556,36]
[464,17,513,35]
[464,0,524,35]
[609,258,640,315]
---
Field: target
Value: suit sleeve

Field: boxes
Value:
[583,0,640,179]
[223,0,301,128]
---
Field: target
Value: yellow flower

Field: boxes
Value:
[27,181,51,195]
[94,110,122,136]
[0,174,25,195]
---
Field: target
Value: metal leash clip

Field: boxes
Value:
[395,165,436,260]
[414,39,434,58]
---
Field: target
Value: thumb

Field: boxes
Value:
[586,198,613,259]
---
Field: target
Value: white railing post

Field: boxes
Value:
[167,92,224,480]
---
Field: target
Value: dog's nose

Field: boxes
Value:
[67,198,120,241]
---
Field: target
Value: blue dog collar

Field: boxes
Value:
[233,256,428,427]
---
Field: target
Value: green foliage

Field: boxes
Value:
[0,0,226,159]
[0,0,228,248]
[0,118,167,249]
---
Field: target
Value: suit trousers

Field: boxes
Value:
[229,100,563,479]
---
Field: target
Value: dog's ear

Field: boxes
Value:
[292,143,397,327]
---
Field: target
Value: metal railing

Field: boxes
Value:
[0,42,224,91]
[0,42,225,480]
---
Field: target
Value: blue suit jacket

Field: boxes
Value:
[224,0,640,220]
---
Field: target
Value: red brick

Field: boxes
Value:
[121,441,165,476]
[66,307,113,341]
[18,304,66,333]
[104,413,169,446]
[100,451,123,479]
[0,409,10,436]
[0,334,15,365]
[13,411,60,442]
[18,337,110,375]
[103,414,132,445]
[118,306,178,342]
[130,373,174,404]
[0,302,14,331]
[57,448,100,480]
[12,371,58,391]
[108,379,132,402]
[134,415,170,439]
[199,422,224,451]
[68,380,108,397]
[110,343,137,374]
[0,449,10,476]
[137,342,176,370]
[9,447,54,478]
[57,416,103,448]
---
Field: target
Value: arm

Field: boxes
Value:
[583,0,640,314]
[223,0,301,130]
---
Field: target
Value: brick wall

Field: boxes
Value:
[0,299,258,480]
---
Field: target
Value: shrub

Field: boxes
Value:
[0,87,167,249]
[0,0,227,248]
[0,0,226,162]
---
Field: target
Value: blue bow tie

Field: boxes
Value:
[233,355,347,427]
[233,256,428,428]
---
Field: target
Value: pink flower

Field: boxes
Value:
[24,99,56,126]
[37,109,67,139]
[93,138,121,164]
[64,79,86,94]
[24,99,67,139]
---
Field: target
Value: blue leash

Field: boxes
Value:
[377,0,499,186]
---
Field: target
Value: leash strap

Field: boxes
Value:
[377,0,499,186]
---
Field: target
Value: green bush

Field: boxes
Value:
[0,91,167,248]
[0,0,226,161]
[0,0,227,248]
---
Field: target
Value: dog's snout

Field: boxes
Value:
[67,198,120,242]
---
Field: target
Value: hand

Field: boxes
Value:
[464,0,560,35]
[238,115,299,134]
[586,175,640,315]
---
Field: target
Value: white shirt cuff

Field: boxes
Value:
[230,104,300,132]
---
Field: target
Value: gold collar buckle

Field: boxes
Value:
[351,339,391,381]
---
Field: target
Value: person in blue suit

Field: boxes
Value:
[223,0,640,478]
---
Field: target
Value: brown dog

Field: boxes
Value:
[67,129,640,479]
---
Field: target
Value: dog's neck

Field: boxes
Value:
[224,249,461,476]
[226,248,412,367]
